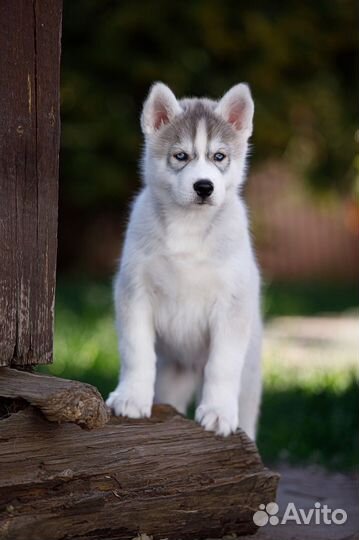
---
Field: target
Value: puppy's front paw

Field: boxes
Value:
[106,383,153,419]
[195,402,238,437]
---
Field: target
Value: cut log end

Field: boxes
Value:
[39,382,110,428]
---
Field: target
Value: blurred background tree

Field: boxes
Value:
[59,0,357,274]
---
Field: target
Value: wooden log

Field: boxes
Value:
[0,368,109,429]
[0,403,279,540]
[0,0,62,367]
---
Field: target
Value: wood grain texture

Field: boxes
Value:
[0,405,279,540]
[0,368,109,428]
[0,0,62,366]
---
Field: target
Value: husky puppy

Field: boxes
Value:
[106,83,262,438]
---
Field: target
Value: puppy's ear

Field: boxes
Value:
[141,82,182,135]
[215,83,254,137]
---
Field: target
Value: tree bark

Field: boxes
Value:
[0,403,279,540]
[0,0,62,367]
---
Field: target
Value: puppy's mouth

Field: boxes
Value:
[195,198,214,206]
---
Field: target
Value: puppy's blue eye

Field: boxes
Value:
[174,152,188,161]
[214,152,226,162]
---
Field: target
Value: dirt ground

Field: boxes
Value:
[240,464,359,540]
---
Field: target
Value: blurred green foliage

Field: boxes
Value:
[61,0,357,213]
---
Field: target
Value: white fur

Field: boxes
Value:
[107,83,262,438]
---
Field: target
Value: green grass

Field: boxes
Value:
[258,369,358,470]
[40,277,358,470]
[45,279,118,396]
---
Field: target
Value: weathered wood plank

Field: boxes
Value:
[0,0,62,366]
[0,404,279,540]
[0,368,108,429]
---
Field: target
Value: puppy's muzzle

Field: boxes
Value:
[193,179,214,200]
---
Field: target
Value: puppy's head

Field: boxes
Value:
[140,82,254,208]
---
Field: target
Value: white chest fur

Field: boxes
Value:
[144,212,235,365]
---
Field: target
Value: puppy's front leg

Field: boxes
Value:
[195,301,252,436]
[107,290,156,419]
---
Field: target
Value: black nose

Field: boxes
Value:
[193,179,214,199]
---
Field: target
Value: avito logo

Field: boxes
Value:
[253,502,347,527]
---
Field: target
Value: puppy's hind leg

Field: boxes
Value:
[238,319,262,441]
[154,360,200,415]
